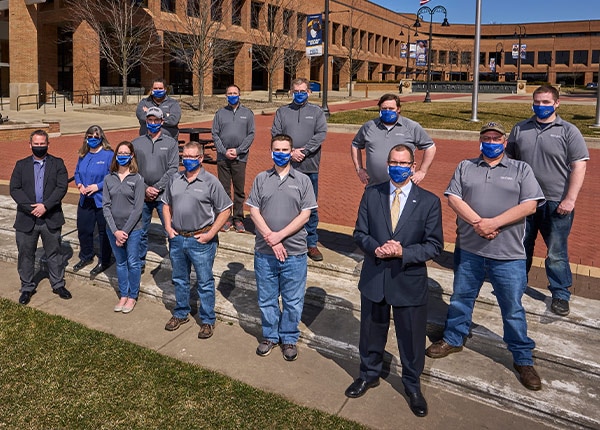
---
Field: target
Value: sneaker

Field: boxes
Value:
[234,220,246,233]
[281,343,298,361]
[197,323,215,339]
[514,363,542,391]
[551,298,570,316]
[122,298,137,314]
[256,340,279,357]
[425,340,463,358]
[114,297,128,312]
[307,246,323,261]
[165,316,189,331]
[221,221,233,232]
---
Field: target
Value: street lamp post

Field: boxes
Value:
[399,24,417,79]
[321,0,331,117]
[414,5,450,103]
[495,42,503,82]
[514,25,526,81]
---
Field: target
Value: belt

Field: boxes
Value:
[176,225,212,237]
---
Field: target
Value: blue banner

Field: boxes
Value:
[306,14,322,47]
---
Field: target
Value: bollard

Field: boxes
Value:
[365,85,369,98]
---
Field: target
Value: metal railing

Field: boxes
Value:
[16,93,40,111]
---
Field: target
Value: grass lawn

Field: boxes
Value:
[0,299,364,429]
[329,102,600,137]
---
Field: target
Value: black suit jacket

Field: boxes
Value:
[354,181,443,307]
[10,154,68,233]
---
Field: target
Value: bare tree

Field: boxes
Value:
[343,5,366,97]
[65,0,161,104]
[249,0,302,102]
[166,0,237,111]
[283,49,306,89]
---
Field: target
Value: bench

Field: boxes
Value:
[273,89,289,98]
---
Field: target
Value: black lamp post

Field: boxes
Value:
[321,0,331,117]
[399,24,417,79]
[514,25,526,81]
[494,42,503,81]
[414,5,450,103]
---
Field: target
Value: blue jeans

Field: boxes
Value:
[107,228,142,299]
[304,173,319,248]
[140,200,165,266]
[254,252,307,344]
[524,201,573,301]
[169,235,218,324]
[444,248,535,366]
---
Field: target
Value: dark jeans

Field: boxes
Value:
[140,200,165,266]
[303,172,319,248]
[77,198,111,265]
[16,223,65,292]
[217,159,246,222]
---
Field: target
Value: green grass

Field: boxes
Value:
[329,102,600,137]
[0,299,364,430]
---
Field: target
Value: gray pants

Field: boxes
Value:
[16,223,65,292]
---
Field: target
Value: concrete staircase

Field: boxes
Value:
[0,195,597,429]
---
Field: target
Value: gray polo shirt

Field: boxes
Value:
[352,116,434,185]
[136,95,182,138]
[132,133,180,194]
[507,115,589,201]
[212,104,255,163]
[271,102,327,174]
[246,167,318,255]
[445,155,544,260]
[161,168,232,232]
[102,172,145,234]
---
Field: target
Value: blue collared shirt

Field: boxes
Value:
[33,156,46,204]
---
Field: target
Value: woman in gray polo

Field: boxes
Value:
[102,141,145,314]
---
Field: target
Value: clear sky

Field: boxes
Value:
[370,0,599,25]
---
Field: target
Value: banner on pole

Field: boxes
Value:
[415,40,428,67]
[306,14,323,57]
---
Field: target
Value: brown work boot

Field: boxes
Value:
[307,246,323,261]
[197,323,215,339]
[164,316,189,331]
[513,363,542,391]
[425,340,463,358]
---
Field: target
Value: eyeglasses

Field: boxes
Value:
[292,90,308,94]
[182,155,201,160]
[388,161,413,167]
[147,119,162,124]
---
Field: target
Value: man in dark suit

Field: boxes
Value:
[345,144,443,418]
[10,130,71,305]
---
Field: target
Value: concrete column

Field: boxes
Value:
[9,0,39,110]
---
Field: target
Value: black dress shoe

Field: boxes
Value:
[73,259,93,272]
[90,263,107,277]
[406,391,428,417]
[53,286,72,300]
[19,291,34,305]
[345,378,380,398]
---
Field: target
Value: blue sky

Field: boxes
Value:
[370,0,599,25]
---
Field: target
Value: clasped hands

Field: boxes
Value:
[375,240,403,259]
[472,218,500,240]
[264,230,287,262]
[78,183,99,196]
[291,148,306,163]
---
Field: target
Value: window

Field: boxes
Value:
[555,50,570,66]
[211,0,223,22]
[251,2,262,29]
[479,52,486,65]
[360,30,366,51]
[342,26,349,47]
[351,29,358,50]
[438,50,447,64]
[297,13,306,39]
[332,23,339,45]
[430,50,437,64]
[538,51,552,65]
[375,34,381,54]
[232,0,243,26]
[187,0,199,17]
[368,33,373,52]
[283,9,292,35]
[573,50,588,65]
[461,51,471,65]
[267,5,278,32]
[449,51,458,65]
[161,0,175,13]
[522,51,534,66]
[593,50,600,64]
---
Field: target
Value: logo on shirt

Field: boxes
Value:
[160,147,169,150]
[96,161,106,164]
[499,176,515,181]
[126,181,136,186]
[287,185,299,190]
[550,134,561,139]
[305,116,314,120]
[240,116,247,119]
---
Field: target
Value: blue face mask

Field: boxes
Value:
[388,165,412,184]
[380,109,398,124]
[272,151,292,167]
[116,155,132,166]
[152,89,167,99]
[87,137,102,148]
[480,142,505,159]
[147,122,162,134]
[532,104,555,120]
[227,95,240,106]
[182,158,201,172]
[293,92,309,105]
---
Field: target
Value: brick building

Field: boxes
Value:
[1,0,598,109]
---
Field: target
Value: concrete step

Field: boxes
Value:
[0,195,598,429]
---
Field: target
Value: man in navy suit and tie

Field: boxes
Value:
[345,144,443,418]
[10,130,71,305]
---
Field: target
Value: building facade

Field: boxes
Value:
[1,0,599,109]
